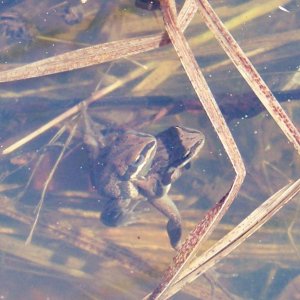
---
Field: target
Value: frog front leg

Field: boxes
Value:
[80,103,105,160]
[148,195,182,250]
[79,104,106,188]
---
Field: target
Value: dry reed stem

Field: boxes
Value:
[0,1,286,84]
[166,179,300,298]
[188,0,291,51]
[25,122,78,245]
[146,0,300,298]
[1,1,198,156]
[2,65,155,156]
[135,0,291,95]
[0,36,161,82]
[0,0,197,83]
[0,0,298,298]
[147,1,246,298]
[195,0,300,154]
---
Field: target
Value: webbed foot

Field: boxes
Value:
[148,195,182,250]
[167,218,182,250]
[100,198,139,227]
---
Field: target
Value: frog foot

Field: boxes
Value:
[148,195,182,250]
[167,217,182,250]
[100,199,139,227]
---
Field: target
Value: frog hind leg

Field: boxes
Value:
[148,195,182,250]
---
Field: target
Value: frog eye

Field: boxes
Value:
[135,0,160,10]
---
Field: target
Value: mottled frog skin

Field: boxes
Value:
[89,130,157,227]
[84,116,204,249]
[134,126,204,249]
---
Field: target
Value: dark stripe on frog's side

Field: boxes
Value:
[134,126,204,249]
[153,126,204,186]
[123,139,156,180]
[91,131,156,198]
[91,131,157,227]
[134,126,204,198]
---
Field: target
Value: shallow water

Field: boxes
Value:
[0,0,299,299]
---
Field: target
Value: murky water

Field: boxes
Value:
[0,0,299,299]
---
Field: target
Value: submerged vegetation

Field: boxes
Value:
[0,0,299,299]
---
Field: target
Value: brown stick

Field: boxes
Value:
[1,2,199,156]
[0,1,197,83]
[195,0,300,154]
[147,0,246,298]
[163,179,300,298]
[1,66,153,156]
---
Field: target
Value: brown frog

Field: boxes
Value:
[83,110,204,248]
[133,126,205,249]
[87,129,157,227]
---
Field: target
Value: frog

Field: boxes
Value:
[86,127,157,227]
[82,109,204,249]
[133,126,205,249]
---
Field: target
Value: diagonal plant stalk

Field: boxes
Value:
[25,121,78,245]
[14,125,68,202]
[157,179,300,299]
[0,0,298,298]
[195,0,300,154]
[147,0,246,298]
[1,2,198,157]
[127,0,292,95]
[0,0,197,83]
[1,64,155,156]
[146,0,300,299]
[0,0,288,84]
